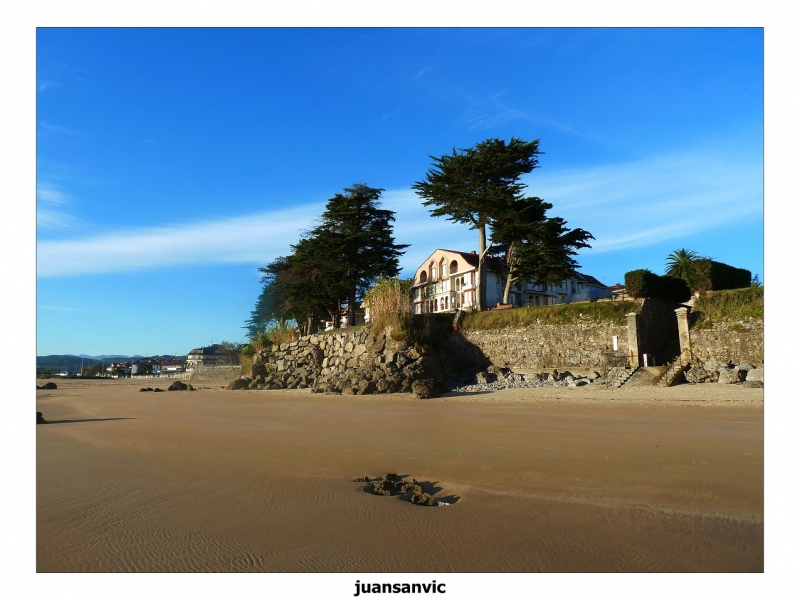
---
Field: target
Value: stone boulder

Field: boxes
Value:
[356,380,377,395]
[746,367,764,383]
[226,378,251,390]
[717,368,745,384]
[475,371,497,385]
[411,378,444,399]
[37,382,57,390]
[366,332,386,354]
[168,380,194,391]
[684,365,712,384]
[250,363,268,379]
[37,411,47,424]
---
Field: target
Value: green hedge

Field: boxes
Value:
[624,269,691,303]
[684,259,751,292]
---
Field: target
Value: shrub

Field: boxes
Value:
[624,269,658,299]
[624,269,690,302]
[685,259,751,292]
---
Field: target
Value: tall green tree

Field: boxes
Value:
[665,248,698,279]
[246,238,347,337]
[412,138,541,311]
[247,184,407,336]
[308,184,408,323]
[491,196,594,304]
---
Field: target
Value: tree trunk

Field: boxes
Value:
[502,242,517,305]
[348,288,357,327]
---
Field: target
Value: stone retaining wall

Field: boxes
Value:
[459,320,628,374]
[189,365,242,381]
[689,318,764,366]
[235,327,461,397]
[227,309,762,395]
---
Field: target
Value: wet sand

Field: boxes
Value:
[36,379,763,572]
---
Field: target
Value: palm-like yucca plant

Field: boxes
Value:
[665,248,698,278]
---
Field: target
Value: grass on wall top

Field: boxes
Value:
[691,287,763,329]
[460,301,637,330]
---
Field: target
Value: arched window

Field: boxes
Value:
[434,298,439,312]
[449,260,458,275]
[444,296,448,310]
[430,261,436,281]
[439,258,446,280]
[420,270,427,284]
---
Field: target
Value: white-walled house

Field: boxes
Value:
[410,248,611,314]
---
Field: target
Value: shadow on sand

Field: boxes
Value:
[42,417,136,424]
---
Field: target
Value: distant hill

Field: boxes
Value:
[37,354,188,371]
[76,354,145,360]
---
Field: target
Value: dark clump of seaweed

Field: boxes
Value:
[353,473,452,506]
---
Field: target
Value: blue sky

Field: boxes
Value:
[36,27,764,356]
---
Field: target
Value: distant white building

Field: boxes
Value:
[410,248,611,314]
[186,345,228,370]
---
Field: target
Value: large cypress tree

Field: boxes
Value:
[412,138,541,311]
[308,184,408,323]
[247,183,407,336]
[490,196,594,304]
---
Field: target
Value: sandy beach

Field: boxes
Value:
[36,378,763,573]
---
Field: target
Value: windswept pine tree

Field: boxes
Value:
[414,137,593,308]
[491,196,594,304]
[413,138,542,311]
[247,184,408,336]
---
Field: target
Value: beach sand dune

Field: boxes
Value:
[36,379,763,572]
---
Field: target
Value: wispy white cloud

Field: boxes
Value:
[37,185,70,206]
[460,91,581,135]
[37,183,80,230]
[37,208,81,230]
[37,204,326,278]
[36,142,762,278]
[415,64,434,79]
[525,144,763,253]
[37,80,57,92]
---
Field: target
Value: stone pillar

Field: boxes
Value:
[675,306,691,364]
[626,312,640,368]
